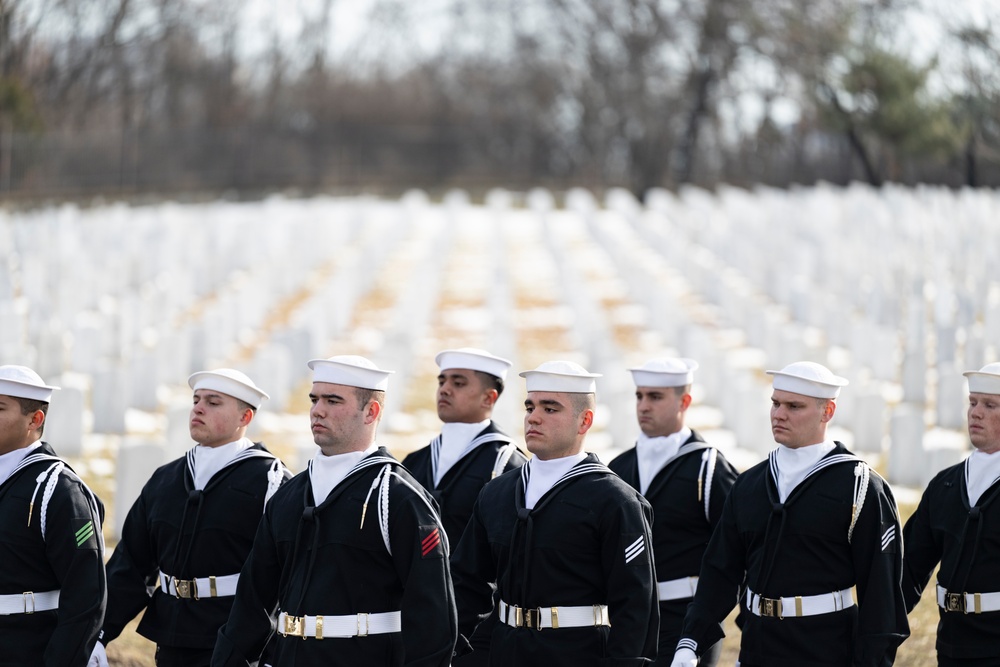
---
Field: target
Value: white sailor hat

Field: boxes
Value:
[766,361,848,399]
[0,365,59,403]
[307,355,393,391]
[188,369,270,409]
[629,357,698,388]
[435,348,512,381]
[964,362,1000,395]
[519,360,601,393]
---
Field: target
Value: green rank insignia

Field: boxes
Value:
[74,519,97,549]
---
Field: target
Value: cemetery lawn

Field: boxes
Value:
[104,615,156,666]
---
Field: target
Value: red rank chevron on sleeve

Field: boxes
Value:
[421,525,444,559]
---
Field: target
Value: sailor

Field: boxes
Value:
[451,360,658,666]
[902,362,1000,666]
[403,348,526,541]
[608,358,737,666]
[671,361,909,667]
[403,348,526,666]
[212,355,457,667]
[93,369,288,667]
[0,365,105,667]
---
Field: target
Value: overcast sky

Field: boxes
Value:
[235,0,1000,75]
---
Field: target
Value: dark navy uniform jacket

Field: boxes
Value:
[903,459,1000,662]
[102,443,289,649]
[678,442,908,667]
[0,442,106,667]
[213,448,457,667]
[609,430,737,659]
[451,453,659,667]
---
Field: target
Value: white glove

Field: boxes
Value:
[670,647,698,667]
[88,641,109,667]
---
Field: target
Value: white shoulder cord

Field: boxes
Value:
[39,463,65,539]
[263,459,285,510]
[492,443,519,479]
[701,449,718,522]
[360,464,448,557]
[28,462,104,549]
[360,466,387,531]
[378,468,392,553]
[28,461,63,532]
[848,462,870,544]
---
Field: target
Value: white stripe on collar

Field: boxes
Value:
[434,419,491,486]
[966,449,1000,506]
[769,442,858,503]
[430,423,512,487]
[523,453,607,509]
[635,428,691,495]
[309,444,379,505]
[308,446,396,504]
[187,437,255,491]
[0,442,44,487]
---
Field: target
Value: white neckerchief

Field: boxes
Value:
[966,448,1000,506]
[636,427,691,495]
[525,452,587,509]
[310,444,378,505]
[0,442,42,486]
[436,419,490,486]
[774,441,836,503]
[193,437,254,491]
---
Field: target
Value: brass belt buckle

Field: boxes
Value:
[173,577,197,600]
[592,604,604,626]
[357,612,369,637]
[283,614,304,637]
[22,591,35,614]
[759,597,783,619]
[515,606,542,629]
[945,592,966,613]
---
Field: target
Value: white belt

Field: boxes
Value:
[937,584,1000,614]
[746,587,854,619]
[159,572,240,599]
[0,590,60,615]
[498,599,610,630]
[276,610,402,639]
[658,576,698,601]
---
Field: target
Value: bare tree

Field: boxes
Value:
[944,21,1000,187]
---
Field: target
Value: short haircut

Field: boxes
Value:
[14,397,49,436]
[568,392,596,416]
[354,387,386,411]
[474,371,505,397]
[673,384,691,397]
[236,398,256,414]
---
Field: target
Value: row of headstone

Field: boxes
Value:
[2,196,407,537]
[628,184,1000,481]
[0,200,300,532]
[539,194,631,451]
[4,184,1000,499]
[484,191,524,432]
[378,195,454,420]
